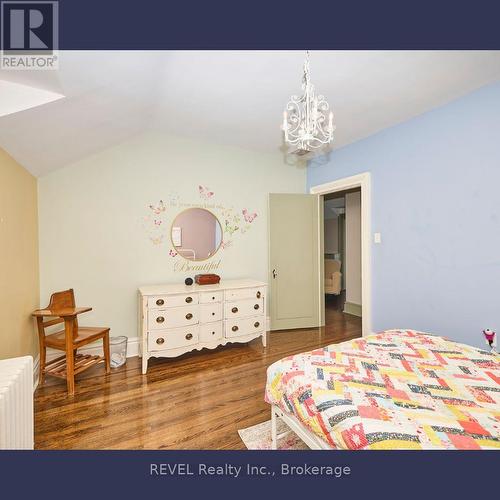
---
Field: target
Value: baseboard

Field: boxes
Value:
[343,302,362,317]
[33,336,140,390]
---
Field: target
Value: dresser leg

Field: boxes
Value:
[261,331,267,347]
[142,355,148,375]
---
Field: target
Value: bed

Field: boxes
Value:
[265,329,500,450]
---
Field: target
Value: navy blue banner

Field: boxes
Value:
[0,450,496,498]
[10,0,500,49]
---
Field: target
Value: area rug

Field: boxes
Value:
[238,419,308,450]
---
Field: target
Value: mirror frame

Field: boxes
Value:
[170,207,223,262]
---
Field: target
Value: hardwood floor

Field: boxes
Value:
[34,308,361,449]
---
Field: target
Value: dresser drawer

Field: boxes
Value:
[225,316,265,338]
[149,326,199,351]
[224,297,264,319]
[147,293,198,308]
[225,287,264,302]
[200,303,223,323]
[148,306,199,330]
[199,291,223,304]
[199,322,223,342]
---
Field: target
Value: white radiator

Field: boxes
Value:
[0,356,34,449]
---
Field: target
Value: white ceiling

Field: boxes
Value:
[1,50,500,177]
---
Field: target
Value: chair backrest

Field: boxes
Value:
[324,259,341,277]
[37,289,78,338]
[47,289,75,310]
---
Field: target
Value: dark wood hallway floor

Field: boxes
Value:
[34,309,362,449]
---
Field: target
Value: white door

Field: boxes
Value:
[269,193,320,330]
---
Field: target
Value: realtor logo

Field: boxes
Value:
[1,1,59,69]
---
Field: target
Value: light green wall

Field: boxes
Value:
[38,132,306,339]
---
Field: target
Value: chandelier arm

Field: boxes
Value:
[285,102,303,136]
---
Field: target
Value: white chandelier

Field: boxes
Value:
[282,51,335,155]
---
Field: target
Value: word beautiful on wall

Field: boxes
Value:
[142,185,258,271]
[173,259,221,273]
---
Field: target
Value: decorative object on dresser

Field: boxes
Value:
[194,273,221,285]
[32,289,111,396]
[138,279,267,374]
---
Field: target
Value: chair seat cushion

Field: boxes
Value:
[44,326,109,349]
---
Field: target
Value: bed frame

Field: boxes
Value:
[271,405,334,450]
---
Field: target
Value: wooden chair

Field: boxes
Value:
[32,289,110,395]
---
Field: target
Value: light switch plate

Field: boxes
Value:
[374,232,382,244]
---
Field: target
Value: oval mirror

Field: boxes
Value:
[171,208,222,261]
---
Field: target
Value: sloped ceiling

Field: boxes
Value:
[1,50,500,177]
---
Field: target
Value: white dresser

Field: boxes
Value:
[138,279,267,374]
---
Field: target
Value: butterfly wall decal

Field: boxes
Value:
[199,185,214,199]
[224,219,239,235]
[242,209,257,223]
[149,200,166,215]
[150,235,164,245]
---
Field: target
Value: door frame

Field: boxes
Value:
[310,172,372,337]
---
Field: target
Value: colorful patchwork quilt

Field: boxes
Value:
[265,330,500,449]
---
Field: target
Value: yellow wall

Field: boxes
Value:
[0,148,39,360]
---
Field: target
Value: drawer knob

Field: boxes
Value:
[185,333,193,340]
[212,331,215,335]
[185,296,193,303]
[256,291,261,298]
[186,313,193,320]
[156,299,164,306]
[232,325,239,332]
[254,304,260,310]
[156,316,165,323]
[254,321,260,328]
[232,307,238,313]
[212,296,215,300]
[211,312,215,316]
[156,337,165,345]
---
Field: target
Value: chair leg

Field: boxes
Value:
[103,332,111,374]
[66,346,75,396]
[39,344,46,386]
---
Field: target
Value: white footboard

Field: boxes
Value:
[271,405,334,450]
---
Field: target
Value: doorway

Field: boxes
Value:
[311,172,372,337]
[323,189,361,329]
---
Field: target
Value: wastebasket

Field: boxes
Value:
[109,336,127,368]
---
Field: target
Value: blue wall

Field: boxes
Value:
[308,81,500,347]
